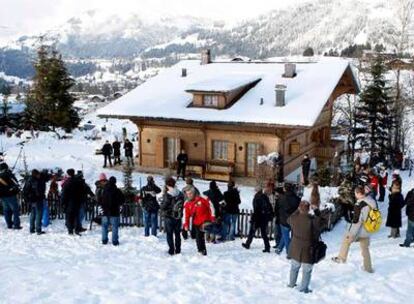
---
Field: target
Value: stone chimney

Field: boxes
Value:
[201,49,212,65]
[275,84,287,107]
[181,68,187,77]
[283,63,296,78]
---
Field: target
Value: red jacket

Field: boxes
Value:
[369,176,379,194]
[184,196,215,229]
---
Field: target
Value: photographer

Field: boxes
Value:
[0,162,22,229]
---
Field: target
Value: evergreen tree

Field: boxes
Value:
[303,47,314,57]
[25,45,80,131]
[353,56,394,160]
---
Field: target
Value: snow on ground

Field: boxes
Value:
[0,171,413,303]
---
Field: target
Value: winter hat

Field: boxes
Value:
[109,176,117,184]
[99,173,107,181]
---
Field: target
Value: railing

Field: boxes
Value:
[14,196,340,238]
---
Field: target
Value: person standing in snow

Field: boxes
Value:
[62,169,83,235]
[332,185,375,273]
[203,181,224,242]
[77,171,94,232]
[242,187,273,252]
[183,186,215,256]
[386,181,404,238]
[223,180,241,241]
[124,139,134,166]
[176,149,188,180]
[378,166,388,202]
[0,162,22,230]
[400,188,414,247]
[287,201,324,294]
[275,183,301,255]
[23,169,46,235]
[182,177,200,240]
[160,177,184,255]
[301,154,311,186]
[368,170,379,200]
[101,176,124,246]
[112,138,122,166]
[140,176,161,237]
[102,140,113,168]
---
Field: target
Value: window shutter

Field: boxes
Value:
[155,136,165,168]
[227,142,235,162]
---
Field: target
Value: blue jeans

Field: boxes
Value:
[277,225,291,254]
[403,219,414,247]
[1,195,20,228]
[223,213,238,240]
[274,221,281,247]
[289,259,313,292]
[143,211,158,236]
[30,201,44,233]
[102,216,120,245]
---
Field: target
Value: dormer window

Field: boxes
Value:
[203,95,219,107]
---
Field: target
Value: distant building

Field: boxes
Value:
[99,51,359,181]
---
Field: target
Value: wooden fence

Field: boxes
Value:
[16,196,342,239]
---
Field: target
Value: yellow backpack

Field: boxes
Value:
[364,206,382,233]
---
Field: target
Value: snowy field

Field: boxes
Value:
[1,114,414,303]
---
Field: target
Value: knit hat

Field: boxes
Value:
[99,173,107,181]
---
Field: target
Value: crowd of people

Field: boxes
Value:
[101,138,134,168]
[1,150,414,294]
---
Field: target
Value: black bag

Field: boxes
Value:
[310,216,327,264]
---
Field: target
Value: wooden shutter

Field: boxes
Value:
[227,142,235,162]
[155,136,166,168]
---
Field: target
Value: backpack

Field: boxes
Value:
[363,206,382,233]
[171,194,184,220]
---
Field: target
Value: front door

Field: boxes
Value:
[246,143,261,176]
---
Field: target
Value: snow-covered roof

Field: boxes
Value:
[98,57,357,127]
[186,74,261,93]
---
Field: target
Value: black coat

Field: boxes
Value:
[203,188,224,218]
[160,190,184,219]
[177,153,188,166]
[102,143,113,156]
[405,190,414,221]
[0,169,20,198]
[124,141,133,157]
[23,176,45,202]
[141,182,161,212]
[276,191,301,227]
[301,158,311,176]
[386,192,404,228]
[251,192,273,224]
[101,182,124,217]
[112,141,121,156]
[62,177,84,212]
[223,188,241,214]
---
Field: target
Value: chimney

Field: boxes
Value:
[283,63,296,78]
[275,84,287,107]
[201,49,212,65]
[181,68,187,77]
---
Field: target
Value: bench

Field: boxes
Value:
[204,161,234,182]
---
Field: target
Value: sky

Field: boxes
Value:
[0,0,310,43]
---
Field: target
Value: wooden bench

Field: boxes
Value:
[186,164,204,178]
[204,161,234,182]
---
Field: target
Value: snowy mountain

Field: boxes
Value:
[0,0,407,80]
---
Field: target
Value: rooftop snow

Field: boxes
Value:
[98,57,356,127]
[185,74,261,93]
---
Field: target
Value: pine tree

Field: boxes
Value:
[122,162,138,204]
[353,56,394,160]
[25,45,80,131]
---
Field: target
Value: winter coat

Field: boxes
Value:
[203,188,225,219]
[112,141,121,156]
[369,176,379,195]
[405,189,414,221]
[79,179,94,203]
[101,181,125,217]
[160,187,184,219]
[177,153,188,166]
[251,192,274,224]
[124,141,133,157]
[386,192,404,228]
[184,196,215,229]
[288,209,323,264]
[140,182,161,213]
[0,169,20,198]
[95,180,107,204]
[61,177,84,212]
[347,196,377,239]
[301,158,311,176]
[223,187,241,214]
[276,191,301,227]
[102,143,113,156]
[23,176,45,203]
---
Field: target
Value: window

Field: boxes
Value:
[166,138,178,165]
[213,140,228,160]
[246,143,261,175]
[289,141,300,155]
[203,95,219,107]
